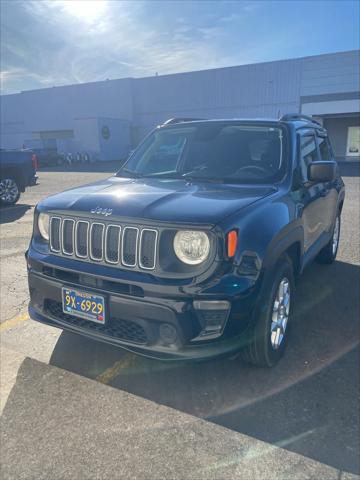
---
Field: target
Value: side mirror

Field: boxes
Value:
[308,161,337,183]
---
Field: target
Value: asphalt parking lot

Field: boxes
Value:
[0,162,359,479]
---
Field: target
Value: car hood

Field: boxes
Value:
[41,176,276,226]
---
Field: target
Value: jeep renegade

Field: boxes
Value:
[27,115,345,367]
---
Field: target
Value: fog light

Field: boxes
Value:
[193,300,230,339]
[159,323,177,345]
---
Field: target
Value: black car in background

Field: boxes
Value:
[0,148,38,205]
[27,115,345,366]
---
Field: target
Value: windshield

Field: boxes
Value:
[118,123,285,183]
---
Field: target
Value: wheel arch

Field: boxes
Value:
[262,225,303,280]
[0,167,25,191]
[338,197,344,213]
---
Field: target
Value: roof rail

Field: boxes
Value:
[280,113,321,125]
[162,117,204,125]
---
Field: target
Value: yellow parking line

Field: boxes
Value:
[96,354,136,385]
[0,313,29,332]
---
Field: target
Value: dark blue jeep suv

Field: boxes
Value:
[27,115,345,366]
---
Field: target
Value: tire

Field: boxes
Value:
[0,177,21,206]
[241,255,295,367]
[316,213,341,264]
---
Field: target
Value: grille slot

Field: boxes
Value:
[139,229,158,269]
[122,227,139,267]
[49,216,157,270]
[62,219,75,255]
[90,223,104,261]
[75,221,89,258]
[105,225,121,264]
[50,217,61,252]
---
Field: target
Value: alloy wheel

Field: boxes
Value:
[0,179,19,204]
[270,277,291,349]
[332,216,340,255]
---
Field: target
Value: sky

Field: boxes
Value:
[0,0,359,95]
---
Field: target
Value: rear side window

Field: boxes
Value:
[317,136,331,161]
[299,134,318,180]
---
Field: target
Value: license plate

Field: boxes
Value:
[62,288,105,324]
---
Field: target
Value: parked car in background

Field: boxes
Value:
[0,148,38,205]
[27,115,344,366]
[31,148,62,167]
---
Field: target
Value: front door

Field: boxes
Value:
[297,131,326,252]
[317,133,338,232]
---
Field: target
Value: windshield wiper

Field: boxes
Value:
[181,175,224,183]
[117,168,143,178]
[179,166,224,183]
[118,169,223,183]
[141,172,181,179]
[182,165,208,178]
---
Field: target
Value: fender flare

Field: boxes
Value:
[262,224,304,271]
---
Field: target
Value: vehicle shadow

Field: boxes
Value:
[0,204,32,224]
[4,356,319,480]
[39,160,125,174]
[49,260,360,474]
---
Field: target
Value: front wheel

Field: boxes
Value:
[241,255,295,367]
[316,213,341,264]
[0,178,21,206]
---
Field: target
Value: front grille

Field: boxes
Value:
[50,216,158,270]
[45,300,148,344]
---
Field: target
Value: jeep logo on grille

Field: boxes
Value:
[90,207,113,216]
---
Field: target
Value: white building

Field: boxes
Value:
[1,50,359,161]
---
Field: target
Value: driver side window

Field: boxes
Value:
[299,134,318,181]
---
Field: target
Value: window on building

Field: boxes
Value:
[299,134,318,181]
[347,126,360,156]
[317,136,331,161]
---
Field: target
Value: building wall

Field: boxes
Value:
[97,118,131,161]
[0,77,133,133]
[132,58,302,140]
[300,50,360,97]
[0,50,359,158]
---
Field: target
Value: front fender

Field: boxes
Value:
[219,191,303,276]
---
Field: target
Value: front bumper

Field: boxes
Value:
[27,248,260,360]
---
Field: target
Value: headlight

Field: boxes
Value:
[173,230,210,265]
[38,212,50,240]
